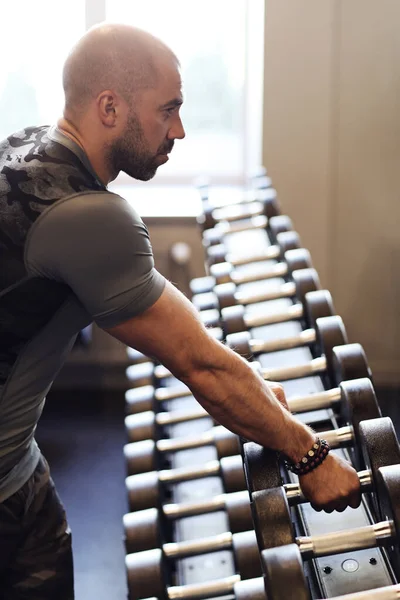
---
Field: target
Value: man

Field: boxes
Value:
[0,23,360,599]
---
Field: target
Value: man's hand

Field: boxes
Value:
[299,453,361,513]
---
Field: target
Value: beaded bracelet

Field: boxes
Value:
[284,437,330,476]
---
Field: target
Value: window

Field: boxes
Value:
[0,0,85,140]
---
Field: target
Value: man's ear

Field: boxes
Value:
[97,90,122,127]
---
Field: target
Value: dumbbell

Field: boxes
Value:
[125,339,369,415]
[206,234,301,272]
[199,187,280,232]
[261,462,400,599]
[126,454,246,513]
[202,213,292,249]
[124,287,336,394]
[192,250,315,313]
[123,382,383,552]
[125,377,378,447]
[124,425,241,475]
[226,313,347,360]
[247,341,369,386]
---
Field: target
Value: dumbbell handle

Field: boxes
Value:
[298,519,394,560]
[289,386,341,412]
[234,281,295,306]
[212,200,265,223]
[159,459,222,484]
[225,261,288,286]
[329,585,400,600]
[163,490,249,519]
[163,530,250,559]
[154,364,174,379]
[222,243,280,267]
[244,302,304,328]
[155,384,191,402]
[255,356,327,382]
[161,470,372,520]
[250,328,316,354]
[214,214,268,235]
[168,575,241,600]
[156,425,234,454]
[156,408,210,427]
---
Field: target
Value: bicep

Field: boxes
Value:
[104,280,217,379]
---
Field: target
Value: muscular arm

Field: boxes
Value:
[106,280,315,464]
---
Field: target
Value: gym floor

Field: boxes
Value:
[35,390,128,600]
[35,386,400,600]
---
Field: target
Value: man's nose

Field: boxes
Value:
[169,116,186,140]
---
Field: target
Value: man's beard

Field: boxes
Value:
[107,111,172,181]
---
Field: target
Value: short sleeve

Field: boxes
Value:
[25,191,166,327]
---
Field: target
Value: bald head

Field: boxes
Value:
[63,23,178,116]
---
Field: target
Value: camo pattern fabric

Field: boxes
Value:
[0,455,74,599]
[0,125,104,385]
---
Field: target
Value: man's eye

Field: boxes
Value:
[165,107,176,115]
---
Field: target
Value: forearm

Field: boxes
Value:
[106,281,315,462]
[179,338,316,463]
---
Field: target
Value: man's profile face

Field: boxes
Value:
[108,109,169,181]
[108,59,184,181]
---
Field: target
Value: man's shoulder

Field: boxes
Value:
[0,125,49,162]
[33,190,144,235]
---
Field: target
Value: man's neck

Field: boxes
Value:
[56,117,115,185]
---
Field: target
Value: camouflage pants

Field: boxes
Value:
[0,456,74,599]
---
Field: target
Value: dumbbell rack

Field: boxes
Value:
[123,179,398,599]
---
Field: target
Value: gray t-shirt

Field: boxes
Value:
[0,127,165,501]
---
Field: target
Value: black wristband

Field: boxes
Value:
[284,438,330,476]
